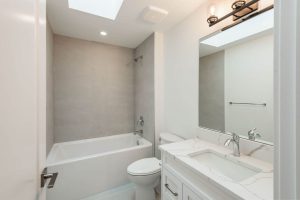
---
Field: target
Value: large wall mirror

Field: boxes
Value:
[198,9,274,144]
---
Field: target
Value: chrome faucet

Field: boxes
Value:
[248,128,261,141]
[134,129,143,136]
[136,116,144,127]
[224,133,240,157]
[134,116,144,137]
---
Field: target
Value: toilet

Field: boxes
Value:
[127,133,183,200]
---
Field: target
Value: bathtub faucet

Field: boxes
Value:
[134,129,143,136]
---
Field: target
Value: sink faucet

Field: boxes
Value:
[224,133,240,157]
[248,128,261,141]
[134,129,143,137]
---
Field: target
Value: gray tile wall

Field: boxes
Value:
[53,35,135,142]
[134,34,155,153]
[199,51,225,132]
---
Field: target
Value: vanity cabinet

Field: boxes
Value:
[162,168,182,200]
[183,185,203,200]
[162,167,206,200]
[161,152,240,200]
[160,138,273,200]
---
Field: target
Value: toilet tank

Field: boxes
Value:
[159,133,183,145]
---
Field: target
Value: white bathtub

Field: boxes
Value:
[46,133,152,200]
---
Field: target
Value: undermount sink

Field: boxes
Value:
[188,150,261,182]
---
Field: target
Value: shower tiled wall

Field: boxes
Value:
[53,35,135,142]
[134,34,155,153]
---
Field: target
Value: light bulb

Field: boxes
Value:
[207,4,219,26]
[209,5,216,16]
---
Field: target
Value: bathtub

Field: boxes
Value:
[46,133,152,200]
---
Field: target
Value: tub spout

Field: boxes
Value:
[134,129,143,136]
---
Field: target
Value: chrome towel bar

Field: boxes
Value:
[229,102,267,106]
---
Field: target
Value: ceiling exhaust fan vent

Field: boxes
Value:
[142,6,168,24]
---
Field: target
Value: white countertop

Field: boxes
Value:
[160,138,273,200]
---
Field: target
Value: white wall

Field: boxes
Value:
[225,34,274,142]
[274,0,299,198]
[163,1,215,139]
[162,0,274,160]
[297,1,300,198]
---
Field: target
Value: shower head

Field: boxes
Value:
[134,55,143,62]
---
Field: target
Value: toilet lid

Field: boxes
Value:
[127,158,161,176]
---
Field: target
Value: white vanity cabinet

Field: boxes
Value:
[162,168,182,200]
[162,166,206,200]
[161,154,207,200]
[183,185,203,200]
[160,139,273,200]
[161,152,240,200]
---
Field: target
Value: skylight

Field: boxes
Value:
[200,9,274,47]
[68,0,124,20]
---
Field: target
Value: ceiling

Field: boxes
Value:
[47,0,207,48]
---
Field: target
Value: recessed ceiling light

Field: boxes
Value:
[100,31,107,36]
[200,9,274,47]
[68,0,124,20]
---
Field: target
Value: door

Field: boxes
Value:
[0,0,47,199]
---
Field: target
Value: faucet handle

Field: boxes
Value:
[224,132,238,146]
[248,128,261,141]
[232,133,240,141]
[224,138,232,146]
[136,116,144,127]
[248,128,257,134]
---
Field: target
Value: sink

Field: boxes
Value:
[188,150,261,182]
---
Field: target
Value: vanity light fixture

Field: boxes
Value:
[232,0,246,10]
[201,8,273,47]
[207,4,218,26]
[207,0,259,27]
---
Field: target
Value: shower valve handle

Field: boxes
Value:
[136,116,144,126]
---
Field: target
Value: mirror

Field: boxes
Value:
[198,9,274,144]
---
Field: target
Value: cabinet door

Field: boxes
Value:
[162,168,182,200]
[183,185,205,200]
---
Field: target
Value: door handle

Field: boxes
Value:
[41,168,58,189]
[165,184,178,196]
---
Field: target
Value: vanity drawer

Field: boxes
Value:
[183,185,205,200]
[162,168,183,200]
[163,159,241,200]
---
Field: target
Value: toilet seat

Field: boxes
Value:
[127,158,161,176]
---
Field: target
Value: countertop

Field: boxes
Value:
[160,138,273,200]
